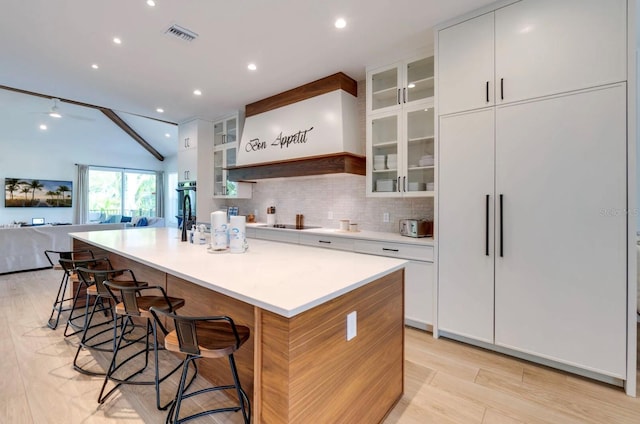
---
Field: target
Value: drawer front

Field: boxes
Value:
[299,233,355,251]
[354,240,433,261]
[254,229,300,244]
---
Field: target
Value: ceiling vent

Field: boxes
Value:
[164,24,198,42]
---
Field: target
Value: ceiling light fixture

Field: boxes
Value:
[39,124,47,130]
[335,18,347,29]
[146,0,156,6]
[113,37,122,44]
[165,133,171,138]
[247,63,257,71]
[193,89,202,96]
[407,83,416,88]
[48,98,63,118]
[156,108,164,113]
[91,64,99,69]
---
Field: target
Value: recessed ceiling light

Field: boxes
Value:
[113,37,122,44]
[49,112,62,118]
[156,108,164,113]
[91,64,99,69]
[193,89,202,96]
[335,18,346,29]
[407,83,415,88]
[39,124,47,130]
[146,0,156,6]
[165,133,171,138]
[247,63,257,71]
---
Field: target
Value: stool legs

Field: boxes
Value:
[167,354,250,424]
[47,270,72,329]
[98,316,184,410]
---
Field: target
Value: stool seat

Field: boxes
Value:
[164,321,250,359]
[115,296,185,319]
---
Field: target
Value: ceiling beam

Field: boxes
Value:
[0,84,168,161]
[99,109,164,161]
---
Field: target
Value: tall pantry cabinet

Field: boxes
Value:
[436,0,630,384]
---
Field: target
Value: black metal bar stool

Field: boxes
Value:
[149,307,251,424]
[98,281,187,410]
[73,264,142,376]
[43,249,94,330]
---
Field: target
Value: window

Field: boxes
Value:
[88,167,158,221]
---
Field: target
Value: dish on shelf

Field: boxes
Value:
[408,182,427,191]
[376,179,396,192]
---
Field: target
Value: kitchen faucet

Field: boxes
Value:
[181,194,192,242]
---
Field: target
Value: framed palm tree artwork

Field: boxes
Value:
[4,178,72,207]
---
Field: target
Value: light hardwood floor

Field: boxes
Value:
[1,268,639,423]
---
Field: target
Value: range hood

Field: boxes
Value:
[228,73,365,181]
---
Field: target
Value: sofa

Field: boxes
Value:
[98,215,165,227]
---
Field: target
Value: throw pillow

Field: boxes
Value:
[137,217,148,227]
[120,216,132,223]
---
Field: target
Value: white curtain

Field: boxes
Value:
[156,171,164,218]
[74,164,89,224]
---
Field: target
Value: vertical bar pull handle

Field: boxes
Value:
[397,89,401,105]
[397,177,401,192]
[403,87,407,103]
[485,194,490,256]
[500,78,504,100]
[499,194,504,257]
[486,81,489,103]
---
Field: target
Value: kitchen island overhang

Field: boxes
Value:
[70,228,406,423]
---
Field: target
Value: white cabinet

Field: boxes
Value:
[354,239,434,329]
[437,0,626,115]
[438,85,627,377]
[213,114,252,199]
[177,118,214,220]
[178,119,200,182]
[367,56,434,115]
[367,80,435,197]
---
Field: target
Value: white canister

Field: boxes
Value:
[339,219,350,231]
[229,215,248,254]
[211,211,228,249]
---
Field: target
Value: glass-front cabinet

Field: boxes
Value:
[367,103,434,197]
[367,56,434,115]
[366,55,434,198]
[213,113,252,199]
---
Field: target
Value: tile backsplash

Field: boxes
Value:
[219,174,433,233]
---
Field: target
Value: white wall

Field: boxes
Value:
[0,120,175,225]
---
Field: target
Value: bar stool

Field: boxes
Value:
[43,249,94,330]
[73,264,142,376]
[99,281,187,410]
[149,307,251,424]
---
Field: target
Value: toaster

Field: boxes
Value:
[399,219,432,238]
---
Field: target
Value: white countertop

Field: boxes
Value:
[247,223,435,246]
[70,228,407,318]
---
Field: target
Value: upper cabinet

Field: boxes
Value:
[366,55,435,197]
[178,119,210,182]
[367,56,434,115]
[438,0,626,116]
[213,113,252,199]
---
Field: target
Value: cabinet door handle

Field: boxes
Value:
[397,177,401,192]
[403,176,406,192]
[397,89,401,105]
[485,194,490,256]
[500,78,504,100]
[499,194,504,257]
[319,240,331,244]
[403,87,407,103]
[382,248,399,252]
[486,81,489,102]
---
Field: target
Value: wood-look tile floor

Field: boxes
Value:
[1,268,639,423]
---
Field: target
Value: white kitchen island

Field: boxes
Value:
[70,227,407,423]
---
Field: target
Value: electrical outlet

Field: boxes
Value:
[346,311,357,341]
[383,212,390,223]
[328,211,333,220]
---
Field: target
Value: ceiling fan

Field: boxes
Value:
[37,98,94,121]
